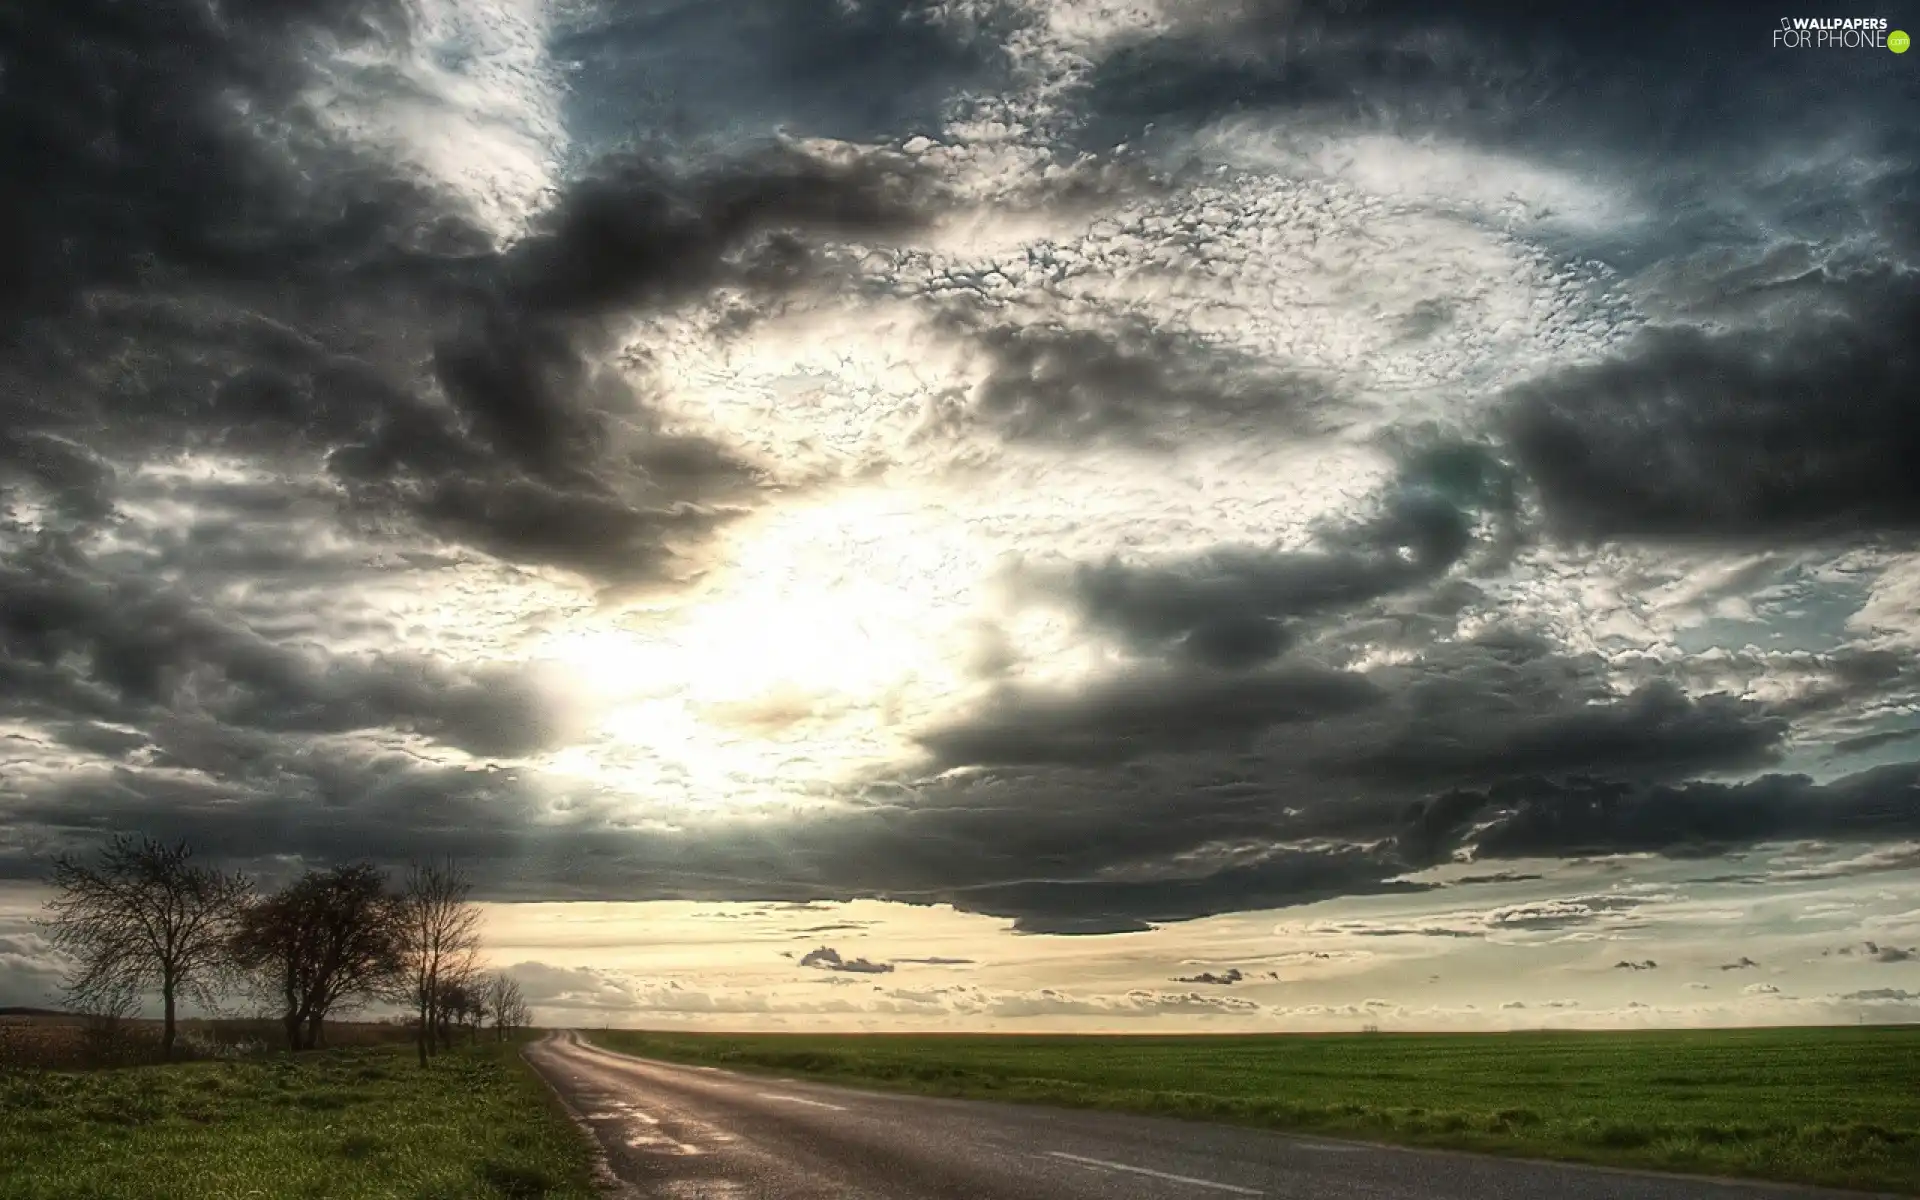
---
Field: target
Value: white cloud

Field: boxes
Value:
[304,0,565,241]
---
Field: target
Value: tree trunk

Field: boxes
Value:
[417,998,430,1067]
[161,985,177,1062]
[280,966,301,1051]
[306,1013,325,1050]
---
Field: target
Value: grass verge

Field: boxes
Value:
[588,1025,1920,1195]
[0,1042,599,1200]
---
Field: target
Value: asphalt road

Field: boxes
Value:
[523,1032,1889,1200]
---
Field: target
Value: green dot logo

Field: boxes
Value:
[1893,29,1912,53]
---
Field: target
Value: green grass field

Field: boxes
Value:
[0,1042,599,1200]
[589,1025,1920,1194]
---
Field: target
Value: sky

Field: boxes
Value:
[1,0,1918,1032]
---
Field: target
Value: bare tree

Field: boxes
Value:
[434,977,481,1048]
[41,837,252,1061]
[482,972,531,1042]
[394,859,481,1067]
[459,983,489,1043]
[230,864,404,1051]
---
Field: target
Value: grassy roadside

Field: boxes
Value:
[588,1025,1920,1195]
[0,1041,599,1200]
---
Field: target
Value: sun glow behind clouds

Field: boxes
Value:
[536,488,988,804]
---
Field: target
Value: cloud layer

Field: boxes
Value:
[2,0,1918,962]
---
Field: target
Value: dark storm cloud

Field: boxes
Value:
[2,728,1431,925]
[1325,631,1793,843]
[961,318,1338,449]
[1027,445,1512,669]
[0,554,572,758]
[1505,273,1920,543]
[921,845,1431,929]
[0,672,1896,928]
[501,148,927,317]
[813,627,1801,921]
[1402,761,1920,864]
[1338,679,1785,791]
[1052,517,1460,669]
[0,0,417,322]
[5,749,547,880]
[1082,0,1911,175]
[917,663,1383,767]
[322,142,929,586]
[390,143,927,581]
[1398,786,1499,870]
[952,848,1436,921]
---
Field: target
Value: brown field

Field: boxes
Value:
[0,1013,416,1071]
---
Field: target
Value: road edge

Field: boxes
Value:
[521,1031,645,1200]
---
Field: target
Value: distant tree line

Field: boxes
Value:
[40,836,529,1065]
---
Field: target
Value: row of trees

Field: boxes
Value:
[42,837,528,1065]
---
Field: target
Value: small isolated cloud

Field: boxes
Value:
[1832,941,1918,964]
[1484,898,1651,931]
[1171,968,1244,985]
[893,957,976,966]
[1288,893,1657,942]
[799,946,895,975]
[1614,959,1658,971]
[1841,989,1920,1003]
[1500,1001,1527,1010]
[1743,983,1782,995]
[1686,982,1713,991]
[1010,915,1155,936]
[1719,957,1760,971]
[1257,950,1368,968]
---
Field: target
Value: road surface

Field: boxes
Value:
[523,1032,1890,1200]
